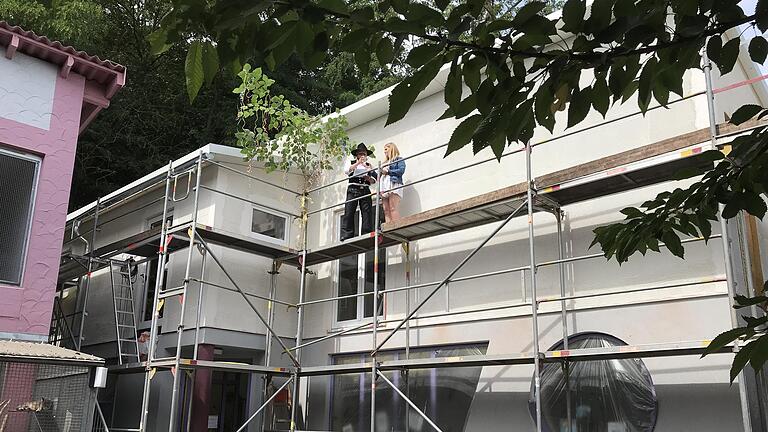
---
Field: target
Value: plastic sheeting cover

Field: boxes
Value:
[529,332,658,432]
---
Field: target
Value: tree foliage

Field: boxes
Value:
[1,0,405,210]
[234,64,350,191]
[153,0,768,378]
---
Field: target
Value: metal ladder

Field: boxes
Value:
[109,260,140,364]
[48,293,77,349]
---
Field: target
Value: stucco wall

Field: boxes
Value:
[0,48,84,338]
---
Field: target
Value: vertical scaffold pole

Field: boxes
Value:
[263,260,279,432]
[371,162,383,432]
[526,143,543,432]
[169,150,204,432]
[703,56,754,432]
[77,197,100,351]
[290,196,309,432]
[556,211,572,432]
[193,249,207,360]
[140,160,174,432]
[403,241,411,432]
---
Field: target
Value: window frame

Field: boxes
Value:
[333,210,386,327]
[140,213,173,325]
[248,204,290,246]
[0,146,41,286]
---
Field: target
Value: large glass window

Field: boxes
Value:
[0,147,40,285]
[251,206,288,243]
[336,212,385,323]
[331,343,488,432]
[529,332,658,432]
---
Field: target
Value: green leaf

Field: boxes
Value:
[744,191,767,218]
[662,230,684,258]
[376,37,395,65]
[202,43,219,86]
[445,57,462,112]
[722,200,743,219]
[318,0,349,14]
[702,327,747,356]
[699,149,725,162]
[707,36,722,66]
[731,104,764,125]
[512,1,546,27]
[592,77,610,117]
[750,36,768,64]
[462,56,483,91]
[185,41,204,103]
[731,340,757,382]
[487,19,514,33]
[387,56,443,125]
[718,38,741,75]
[561,0,586,32]
[446,114,482,155]
[567,87,592,128]
[734,294,768,308]
[752,335,768,371]
[435,0,449,11]
[148,29,171,55]
[406,43,443,67]
[620,207,644,218]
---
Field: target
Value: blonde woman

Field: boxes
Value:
[379,142,406,222]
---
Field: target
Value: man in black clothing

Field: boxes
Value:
[341,143,377,241]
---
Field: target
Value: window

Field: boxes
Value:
[0,147,40,285]
[251,207,288,243]
[335,211,385,323]
[529,332,658,432]
[142,216,172,321]
[329,343,488,432]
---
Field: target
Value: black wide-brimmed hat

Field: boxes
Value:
[351,143,373,156]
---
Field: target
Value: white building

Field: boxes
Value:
[54,32,768,432]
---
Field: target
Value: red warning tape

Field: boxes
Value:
[713,73,768,94]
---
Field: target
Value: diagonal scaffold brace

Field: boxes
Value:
[370,198,530,356]
[194,234,300,367]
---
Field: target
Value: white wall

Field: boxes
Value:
[0,48,56,130]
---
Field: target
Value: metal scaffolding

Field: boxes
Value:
[55,60,768,432]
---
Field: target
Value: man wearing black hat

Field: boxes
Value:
[341,143,378,241]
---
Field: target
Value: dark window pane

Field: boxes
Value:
[337,255,358,322]
[252,208,287,240]
[364,248,386,318]
[330,344,487,432]
[0,149,39,285]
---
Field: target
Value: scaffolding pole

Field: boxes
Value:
[76,197,100,351]
[704,55,754,432]
[526,142,544,432]
[168,150,204,432]
[556,211,573,432]
[139,160,174,432]
[262,260,279,432]
[193,249,207,360]
[290,200,309,432]
[371,163,383,432]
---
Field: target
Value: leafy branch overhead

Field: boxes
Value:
[159,0,768,380]
[156,0,768,156]
[234,65,350,190]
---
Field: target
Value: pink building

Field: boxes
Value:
[0,22,125,341]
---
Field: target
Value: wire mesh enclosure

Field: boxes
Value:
[0,359,95,432]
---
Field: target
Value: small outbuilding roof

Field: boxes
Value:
[0,340,104,366]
